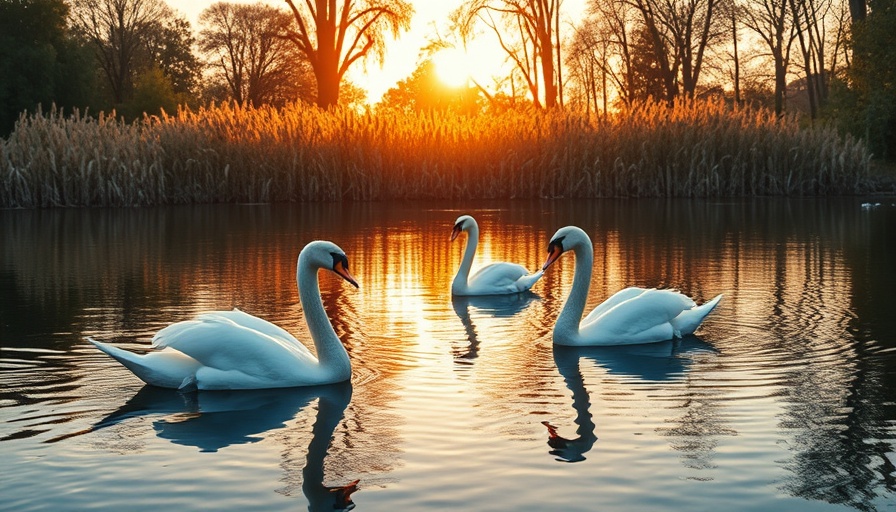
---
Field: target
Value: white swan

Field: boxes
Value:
[542,226,722,346]
[88,240,359,390]
[451,214,543,296]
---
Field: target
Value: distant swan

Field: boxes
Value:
[542,226,722,346]
[451,214,543,296]
[88,240,359,390]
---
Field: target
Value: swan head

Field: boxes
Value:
[542,226,591,271]
[450,214,476,241]
[300,240,359,288]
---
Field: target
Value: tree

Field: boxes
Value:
[0,0,98,134]
[122,65,178,119]
[281,0,413,108]
[338,80,369,110]
[70,0,170,105]
[721,0,742,105]
[565,22,605,115]
[787,0,835,120]
[627,0,724,102]
[628,23,668,102]
[143,14,202,99]
[848,0,867,21]
[199,2,314,107]
[454,0,564,108]
[845,0,896,158]
[567,0,641,110]
[741,0,797,115]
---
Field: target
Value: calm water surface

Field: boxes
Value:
[1,199,895,511]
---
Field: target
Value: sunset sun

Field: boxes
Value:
[433,48,471,88]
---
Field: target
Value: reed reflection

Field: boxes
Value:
[85,383,360,510]
[543,338,716,463]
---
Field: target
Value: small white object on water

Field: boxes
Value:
[861,202,881,209]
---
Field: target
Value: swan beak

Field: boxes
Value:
[450,223,462,241]
[542,420,561,440]
[334,260,359,288]
[542,242,564,271]
[329,479,360,509]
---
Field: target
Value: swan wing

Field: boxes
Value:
[468,262,541,293]
[205,309,306,350]
[582,287,651,324]
[152,312,317,380]
[580,289,694,343]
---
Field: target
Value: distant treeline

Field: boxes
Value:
[0,99,881,208]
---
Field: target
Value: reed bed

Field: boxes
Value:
[0,99,874,207]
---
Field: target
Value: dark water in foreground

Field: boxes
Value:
[1,199,895,511]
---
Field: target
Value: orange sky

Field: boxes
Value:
[177,0,586,104]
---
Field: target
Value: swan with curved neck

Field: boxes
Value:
[542,226,722,346]
[451,214,543,296]
[88,240,359,390]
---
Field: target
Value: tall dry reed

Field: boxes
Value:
[0,99,873,207]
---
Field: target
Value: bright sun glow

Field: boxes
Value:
[433,48,471,88]
[180,0,588,104]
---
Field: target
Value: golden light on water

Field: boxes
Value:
[5,199,893,511]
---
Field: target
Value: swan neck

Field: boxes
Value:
[453,224,479,291]
[566,362,597,441]
[303,383,352,504]
[555,242,593,339]
[298,261,350,375]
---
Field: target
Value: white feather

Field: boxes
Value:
[451,214,543,296]
[544,226,722,346]
[88,240,356,390]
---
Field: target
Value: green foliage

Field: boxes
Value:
[69,0,199,110]
[0,0,97,135]
[844,0,896,159]
[143,15,202,100]
[0,99,874,207]
[628,25,667,104]
[120,67,180,121]
[0,39,55,132]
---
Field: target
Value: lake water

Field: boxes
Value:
[1,199,895,511]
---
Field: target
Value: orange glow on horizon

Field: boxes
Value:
[180,0,588,105]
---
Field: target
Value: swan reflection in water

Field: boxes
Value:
[93,382,359,510]
[451,292,540,361]
[543,337,716,463]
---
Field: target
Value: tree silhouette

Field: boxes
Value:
[70,0,170,104]
[454,0,564,108]
[199,2,313,107]
[281,0,413,109]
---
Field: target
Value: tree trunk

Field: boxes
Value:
[555,1,563,107]
[637,0,678,103]
[541,36,557,108]
[313,3,339,108]
[316,80,339,108]
[774,51,787,116]
[848,0,866,23]
[732,12,740,105]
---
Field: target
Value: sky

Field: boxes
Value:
[175,0,586,104]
